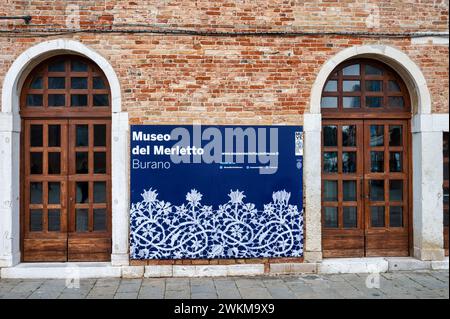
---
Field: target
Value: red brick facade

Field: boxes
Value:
[0,1,448,270]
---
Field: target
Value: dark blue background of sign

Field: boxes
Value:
[130,125,303,210]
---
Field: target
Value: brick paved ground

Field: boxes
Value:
[0,271,447,299]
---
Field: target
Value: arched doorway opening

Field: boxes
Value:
[320,59,412,257]
[20,55,112,262]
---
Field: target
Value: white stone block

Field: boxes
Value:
[431,257,449,270]
[144,265,173,278]
[318,258,388,274]
[121,266,144,278]
[194,266,228,277]
[269,263,317,274]
[385,257,431,271]
[0,263,121,279]
[226,264,265,276]
[172,265,196,277]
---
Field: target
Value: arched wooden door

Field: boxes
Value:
[320,59,412,257]
[20,55,112,262]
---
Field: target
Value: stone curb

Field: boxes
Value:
[1,257,448,279]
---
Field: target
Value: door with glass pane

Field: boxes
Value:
[443,132,449,256]
[68,120,111,261]
[364,120,409,256]
[22,119,111,262]
[22,120,69,261]
[322,120,410,257]
[322,120,365,257]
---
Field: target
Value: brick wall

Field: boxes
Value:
[1,34,448,116]
[1,0,449,32]
[0,1,448,267]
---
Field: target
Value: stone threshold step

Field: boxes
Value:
[0,257,447,279]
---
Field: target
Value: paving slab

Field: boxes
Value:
[0,270,447,299]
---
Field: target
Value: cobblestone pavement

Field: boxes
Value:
[0,271,447,299]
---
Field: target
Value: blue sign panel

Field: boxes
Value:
[130,125,303,260]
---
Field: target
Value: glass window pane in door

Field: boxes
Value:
[76,125,88,147]
[343,97,360,109]
[323,181,338,202]
[94,152,106,174]
[324,207,338,228]
[390,152,403,172]
[94,124,106,146]
[388,81,401,92]
[366,96,383,108]
[388,97,404,108]
[389,206,403,227]
[48,182,60,204]
[370,125,384,146]
[343,207,357,228]
[370,180,385,201]
[48,152,61,174]
[76,182,89,203]
[94,182,106,203]
[30,125,43,147]
[321,97,338,108]
[48,60,65,72]
[323,152,338,173]
[30,182,42,204]
[76,209,89,232]
[94,209,107,231]
[30,209,43,231]
[71,60,88,72]
[370,151,384,173]
[48,210,61,232]
[389,180,403,201]
[365,80,382,92]
[343,64,360,76]
[343,80,360,92]
[26,94,43,107]
[48,125,61,147]
[93,94,109,107]
[342,125,356,147]
[30,76,43,89]
[71,94,88,107]
[93,77,106,89]
[76,152,89,174]
[365,65,383,75]
[324,80,337,92]
[371,207,385,227]
[48,77,65,89]
[30,152,43,174]
[343,181,357,201]
[71,77,88,89]
[342,152,356,173]
[389,126,402,146]
[323,126,337,147]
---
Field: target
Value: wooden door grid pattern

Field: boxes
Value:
[322,120,410,258]
[444,132,449,256]
[20,55,111,262]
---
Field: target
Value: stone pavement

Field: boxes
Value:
[0,271,447,299]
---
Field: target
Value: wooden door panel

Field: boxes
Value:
[322,119,411,258]
[323,234,364,258]
[22,120,69,262]
[363,120,410,257]
[20,55,112,263]
[68,238,111,262]
[365,233,409,257]
[444,132,449,256]
[67,119,112,262]
[321,120,364,257]
[23,239,67,262]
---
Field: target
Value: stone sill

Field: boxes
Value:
[1,257,448,279]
